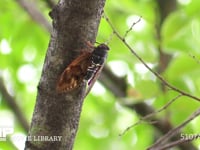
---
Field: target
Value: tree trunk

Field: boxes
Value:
[25,0,106,149]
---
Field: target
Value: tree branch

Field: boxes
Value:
[0,77,29,132]
[121,94,182,135]
[15,0,52,32]
[100,66,127,97]
[153,136,199,150]
[148,108,200,150]
[104,14,200,103]
[99,67,197,150]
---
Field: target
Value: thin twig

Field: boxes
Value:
[104,14,200,102]
[143,94,182,118]
[120,94,182,136]
[119,120,158,136]
[147,108,200,149]
[123,17,141,38]
[155,135,200,150]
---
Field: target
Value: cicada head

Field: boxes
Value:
[96,44,110,51]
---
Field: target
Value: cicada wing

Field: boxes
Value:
[56,52,91,93]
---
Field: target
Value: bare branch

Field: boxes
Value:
[0,77,29,132]
[120,94,182,135]
[155,135,200,150]
[148,108,200,150]
[16,0,52,32]
[99,67,196,149]
[104,14,200,103]
[123,16,141,39]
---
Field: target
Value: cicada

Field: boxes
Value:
[56,43,109,96]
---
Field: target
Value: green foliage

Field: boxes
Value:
[1,0,200,150]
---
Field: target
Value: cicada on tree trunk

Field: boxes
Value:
[56,42,109,96]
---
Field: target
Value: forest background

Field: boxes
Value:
[1,0,200,150]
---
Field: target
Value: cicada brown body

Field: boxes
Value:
[56,43,109,94]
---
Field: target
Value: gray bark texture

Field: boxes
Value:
[25,0,106,149]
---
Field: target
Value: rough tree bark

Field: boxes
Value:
[25,0,106,149]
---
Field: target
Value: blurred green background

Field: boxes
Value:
[1,0,200,149]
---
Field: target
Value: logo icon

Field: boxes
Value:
[0,127,14,141]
